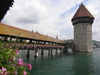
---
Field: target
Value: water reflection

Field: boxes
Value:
[72,52,93,75]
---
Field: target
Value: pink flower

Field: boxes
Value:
[19,61,23,66]
[23,71,27,75]
[19,59,23,62]
[19,59,23,66]
[14,71,17,75]
[27,64,32,70]
[4,71,8,75]
[2,67,6,71]
[16,49,18,55]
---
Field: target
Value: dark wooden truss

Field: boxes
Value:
[0,0,14,22]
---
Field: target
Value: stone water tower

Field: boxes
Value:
[71,4,95,52]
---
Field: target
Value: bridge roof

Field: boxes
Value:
[0,23,64,44]
[72,3,95,20]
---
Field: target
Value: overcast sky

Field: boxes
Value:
[2,0,100,41]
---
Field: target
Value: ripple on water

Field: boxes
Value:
[18,48,100,75]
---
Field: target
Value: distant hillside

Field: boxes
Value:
[64,39,74,43]
[92,40,100,48]
[92,40,100,43]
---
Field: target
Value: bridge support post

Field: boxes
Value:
[26,50,30,57]
[56,49,58,54]
[60,49,63,53]
[64,48,68,52]
[64,43,68,52]
[48,49,51,55]
[41,48,44,55]
[34,48,39,57]
[51,49,52,54]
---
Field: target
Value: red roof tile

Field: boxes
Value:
[72,3,95,20]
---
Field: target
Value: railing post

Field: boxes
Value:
[4,36,7,41]
[30,40,32,43]
[10,37,12,42]
[20,39,23,43]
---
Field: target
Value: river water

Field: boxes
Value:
[18,48,100,75]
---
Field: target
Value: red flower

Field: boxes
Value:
[9,59,11,62]
[25,63,28,67]
[27,64,32,70]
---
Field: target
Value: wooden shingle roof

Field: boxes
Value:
[0,23,64,44]
[72,3,95,20]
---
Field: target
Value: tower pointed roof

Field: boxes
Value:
[72,3,95,20]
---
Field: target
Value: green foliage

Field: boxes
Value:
[0,41,31,75]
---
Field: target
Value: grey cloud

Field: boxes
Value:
[93,32,97,35]
[17,17,40,24]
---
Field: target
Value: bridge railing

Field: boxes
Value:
[0,41,64,50]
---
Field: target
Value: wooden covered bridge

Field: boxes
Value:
[0,0,74,57]
[0,23,68,57]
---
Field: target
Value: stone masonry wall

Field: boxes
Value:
[74,23,92,52]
